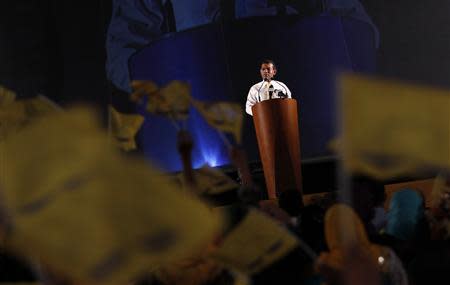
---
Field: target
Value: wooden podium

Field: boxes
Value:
[252,98,303,199]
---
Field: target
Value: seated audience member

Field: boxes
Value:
[346,174,386,237]
[297,204,328,252]
[372,204,388,234]
[278,189,304,217]
[385,189,429,242]
[317,204,408,285]
[364,179,388,234]
[381,189,430,266]
[263,191,336,253]
[426,174,450,240]
[251,246,313,285]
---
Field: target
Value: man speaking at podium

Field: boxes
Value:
[245,59,292,115]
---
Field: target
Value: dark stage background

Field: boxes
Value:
[1,1,450,171]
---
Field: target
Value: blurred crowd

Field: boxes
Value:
[0,83,449,285]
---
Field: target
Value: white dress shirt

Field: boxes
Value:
[245,80,291,115]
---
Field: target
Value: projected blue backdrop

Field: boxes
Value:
[130,15,376,171]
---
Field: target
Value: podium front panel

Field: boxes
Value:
[252,98,303,199]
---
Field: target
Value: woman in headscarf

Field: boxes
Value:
[385,189,429,242]
[316,204,408,285]
[427,174,450,240]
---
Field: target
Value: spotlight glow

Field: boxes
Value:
[193,149,219,168]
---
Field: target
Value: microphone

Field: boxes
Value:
[277,90,288,98]
[268,84,274,99]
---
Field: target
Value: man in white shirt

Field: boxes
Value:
[245,59,292,115]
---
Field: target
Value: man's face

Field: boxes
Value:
[260,63,276,81]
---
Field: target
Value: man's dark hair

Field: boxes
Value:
[261,59,277,70]
[350,173,386,206]
[340,173,386,236]
[278,189,303,216]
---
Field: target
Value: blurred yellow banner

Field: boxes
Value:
[0,102,27,141]
[130,80,159,103]
[23,95,62,117]
[193,100,243,144]
[0,95,61,142]
[340,73,450,179]
[109,105,144,151]
[131,80,191,121]
[212,208,298,274]
[148,80,191,121]
[0,108,222,284]
[0,86,16,106]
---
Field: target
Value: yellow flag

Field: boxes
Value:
[131,80,191,121]
[130,80,159,103]
[211,208,298,274]
[109,105,144,151]
[430,174,450,239]
[23,95,62,117]
[0,95,62,142]
[193,100,243,144]
[0,86,23,141]
[340,73,450,179]
[0,85,16,107]
[0,102,27,141]
[0,108,222,284]
[178,164,239,195]
[146,80,191,121]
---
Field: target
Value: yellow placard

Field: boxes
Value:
[0,102,27,141]
[340,73,450,179]
[178,164,239,195]
[108,105,144,151]
[153,80,191,121]
[193,100,243,144]
[130,80,159,103]
[0,85,16,106]
[23,95,62,117]
[0,108,222,284]
[212,208,298,274]
[0,95,61,142]
[132,80,191,121]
